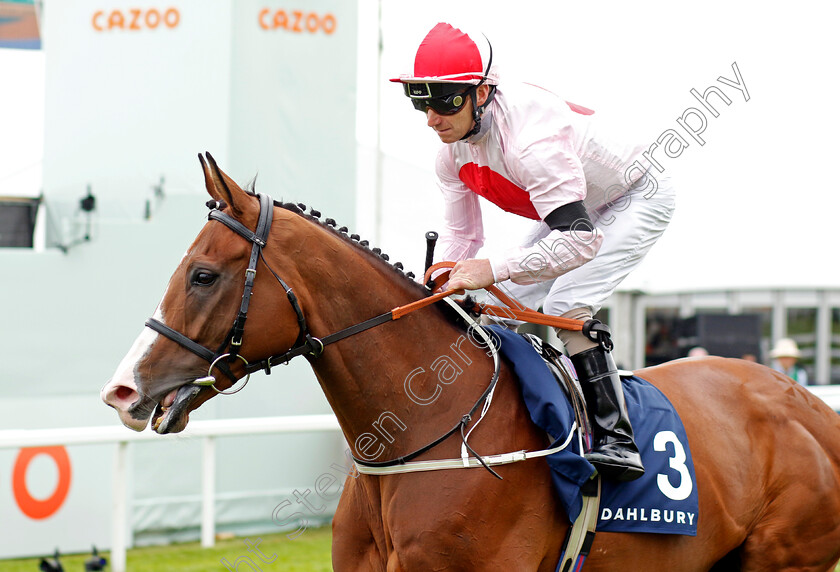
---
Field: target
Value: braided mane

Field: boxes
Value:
[274,199,428,295]
[235,181,481,322]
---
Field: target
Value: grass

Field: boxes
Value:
[2,528,839,571]
[0,526,332,571]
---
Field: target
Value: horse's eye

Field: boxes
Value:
[192,270,218,286]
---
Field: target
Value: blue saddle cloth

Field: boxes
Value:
[487,326,698,536]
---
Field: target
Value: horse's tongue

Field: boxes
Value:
[162,388,177,408]
[157,384,201,434]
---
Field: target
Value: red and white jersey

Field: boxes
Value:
[435,81,650,284]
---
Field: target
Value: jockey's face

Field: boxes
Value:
[426,85,489,144]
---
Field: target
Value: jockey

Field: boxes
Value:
[392,22,676,482]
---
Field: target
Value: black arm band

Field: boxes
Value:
[543,200,594,233]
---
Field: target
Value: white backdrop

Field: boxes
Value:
[40,0,357,222]
[41,1,232,208]
[355,1,840,292]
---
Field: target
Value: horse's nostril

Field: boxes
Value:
[115,386,137,402]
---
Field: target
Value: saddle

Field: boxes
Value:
[519,332,592,442]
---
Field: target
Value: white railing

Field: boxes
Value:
[0,414,342,572]
[1,387,839,571]
[809,385,840,411]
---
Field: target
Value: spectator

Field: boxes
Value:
[770,338,808,386]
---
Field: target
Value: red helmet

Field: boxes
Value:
[390,23,498,86]
[392,23,497,137]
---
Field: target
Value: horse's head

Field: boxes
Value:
[101,153,305,433]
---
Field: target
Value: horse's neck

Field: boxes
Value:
[288,240,502,461]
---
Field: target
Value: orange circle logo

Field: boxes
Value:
[13,446,72,520]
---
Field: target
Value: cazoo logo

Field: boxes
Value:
[92,7,180,31]
[258,8,337,34]
[89,7,337,34]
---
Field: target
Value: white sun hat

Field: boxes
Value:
[769,338,801,359]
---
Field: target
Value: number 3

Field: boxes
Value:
[653,430,693,500]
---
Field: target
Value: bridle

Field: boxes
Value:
[145,192,320,394]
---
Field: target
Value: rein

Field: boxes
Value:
[146,192,581,392]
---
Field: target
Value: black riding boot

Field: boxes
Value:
[571,346,645,482]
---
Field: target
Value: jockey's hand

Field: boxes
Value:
[448,259,495,290]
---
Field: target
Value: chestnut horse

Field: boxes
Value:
[102,154,840,571]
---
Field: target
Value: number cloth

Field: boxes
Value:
[598,376,698,535]
[489,326,698,536]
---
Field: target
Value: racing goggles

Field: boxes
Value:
[404,82,474,115]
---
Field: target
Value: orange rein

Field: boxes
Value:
[389,261,584,332]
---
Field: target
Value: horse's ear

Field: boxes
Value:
[199,152,250,217]
[199,153,222,202]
